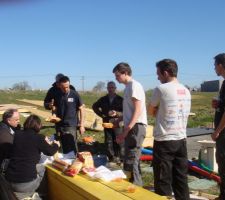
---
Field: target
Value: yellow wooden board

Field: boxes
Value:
[146,125,153,138]
[46,165,167,200]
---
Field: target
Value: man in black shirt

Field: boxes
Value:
[92,81,123,163]
[212,53,225,200]
[44,73,75,111]
[0,109,20,172]
[53,76,85,155]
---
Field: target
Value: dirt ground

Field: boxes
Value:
[187,134,212,160]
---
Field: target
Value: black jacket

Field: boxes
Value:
[0,122,15,164]
[5,129,59,183]
[44,82,76,110]
[92,94,123,122]
[54,89,83,127]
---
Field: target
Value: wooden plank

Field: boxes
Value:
[187,128,213,137]
[17,99,104,131]
[46,165,131,200]
[98,178,167,200]
[46,165,167,200]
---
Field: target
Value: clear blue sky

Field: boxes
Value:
[0,0,225,91]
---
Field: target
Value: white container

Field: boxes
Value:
[197,140,218,173]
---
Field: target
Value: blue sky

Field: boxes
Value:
[0,0,225,91]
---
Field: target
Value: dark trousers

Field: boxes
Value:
[153,139,190,200]
[123,123,146,186]
[58,127,77,154]
[216,133,225,200]
[104,127,124,161]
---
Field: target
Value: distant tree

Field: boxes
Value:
[92,81,105,92]
[12,81,31,90]
[185,85,190,90]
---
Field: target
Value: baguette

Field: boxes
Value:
[102,122,114,129]
[52,159,69,172]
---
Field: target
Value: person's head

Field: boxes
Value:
[58,76,70,93]
[2,109,20,128]
[107,81,116,95]
[23,115,42,133]
[156,59,178,83]
[55,73,64,87]
[112,62,132,84]
[214,53,225,76]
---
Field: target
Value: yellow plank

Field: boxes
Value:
[100,180,167,200]
[146,125,153,138]
[48,173,87,200]
[46,165,131,200]
[46,165,166,200]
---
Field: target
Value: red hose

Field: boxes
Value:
[140,155,153,161]
[189,164,221,184]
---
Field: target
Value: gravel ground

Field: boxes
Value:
[187,134,213,160]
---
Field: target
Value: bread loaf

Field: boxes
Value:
[52,159,69,172]
[78,152,94,168]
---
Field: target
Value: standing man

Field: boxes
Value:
[44,73,76,111]
[148,59,191,200]
[113,62,147,186]
[92,81,123,163]
[211,53,225,200]
[53,76,85,155]
[0,109,20,172]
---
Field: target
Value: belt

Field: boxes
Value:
[136,123,145,125]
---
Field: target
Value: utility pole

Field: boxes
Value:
[81,76,85,92]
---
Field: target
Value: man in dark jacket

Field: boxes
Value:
[92,81,123,163]
[53,76,85,155]
[211,53,225,200]
[0,108,20,172]
[44,73,75,111]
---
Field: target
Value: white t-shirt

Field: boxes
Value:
[123,79,147,127]
[150,81,191,141]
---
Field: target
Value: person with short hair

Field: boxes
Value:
[5,115,60,197]
[211,53,225,200]
[53,76,85,154]
[0,108,20,172]
[44,73,76,111]
[113,62,147,186]
[148,59,191,200]
[92,81,123,163]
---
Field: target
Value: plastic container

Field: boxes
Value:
[93,155,108,167]
[198,140,218,173]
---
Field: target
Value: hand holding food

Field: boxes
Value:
[45,116,61,123]
[102,122,114,128]
[108,110,117,117]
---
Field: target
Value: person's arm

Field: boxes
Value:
[212,112,225,141]
[39,135,60,156]
[44,88,54,110]
[92,99,104,118]
[147,87,160,117]
[116,97,141,143]
[79,104,85,134]
[147,103,158,117]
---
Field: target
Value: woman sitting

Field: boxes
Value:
[5,114,60,199]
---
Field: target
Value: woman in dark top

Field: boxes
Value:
[5,115,60,195]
